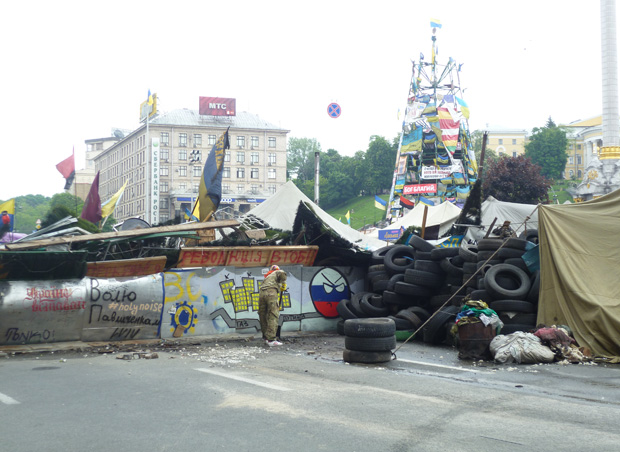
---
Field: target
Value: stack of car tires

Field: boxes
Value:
[342,318,396,364]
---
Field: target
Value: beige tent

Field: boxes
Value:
[538,190,620,358]
[379,201,462,237]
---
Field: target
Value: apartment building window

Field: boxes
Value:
[193,183,199,193]
[223,167,231,178]
[251,184,259,194]
[224,151,231,162]
[251,168,259,179]
[189,149,201,163]
[577,155,582,164]
[160,198,169,209]
[237,168,245,178]
[161,132,169,145]
[208,135,216,145]
[179,133,188,146]
[250,152,259,164]
[160,148,169,161]
[161,182,168,192]
[160,166,169,176]
[498,139,503,145]
[223,184,230,193]
[568,156,574,164]
[268,184,277,195]
[512,139,517,145]
[569,170,574,177]
[268,137,276,148]
[268,153,276,165]
[237,152,245,163]
[268,168,276,179]
[179,166,187,177]
[577,144,582,150]
[179,149,187,160]
[578,170,582,178]
[194,134,202,146]
[237,184,244,194]
[179,183,187,191]
[193,165,201,177]
[512,152,517,157]
[237,136,245,148]
[251,136,259,148]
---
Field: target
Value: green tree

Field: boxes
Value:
[362,135,395,194]
[287,137,321,182]
[482,155,550,204]
[525,117,568,180]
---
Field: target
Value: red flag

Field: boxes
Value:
[56,148,76,190]
[81,171,102,224]
[400,196,415,209]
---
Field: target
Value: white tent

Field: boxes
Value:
[240,181,313,231]
[465,196,540,241]
[241,181,386,251]
[378,201,462,238]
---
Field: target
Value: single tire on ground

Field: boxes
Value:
[345,335,397,352]
[343,349,393,364]
[344,318,396,338]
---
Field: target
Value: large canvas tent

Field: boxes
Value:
[538,190,620,358]
[380,201,462,238]
[465,196,540,241]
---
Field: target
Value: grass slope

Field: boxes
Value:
[325,195,389,231]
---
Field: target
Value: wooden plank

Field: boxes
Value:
[175,245,319,269]
[86,256,167,278]
[3,220,239,251]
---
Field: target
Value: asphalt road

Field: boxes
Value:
[1,333,620,452]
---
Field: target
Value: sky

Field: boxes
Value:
[0,0,609,200]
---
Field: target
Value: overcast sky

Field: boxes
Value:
[0,0,609,200]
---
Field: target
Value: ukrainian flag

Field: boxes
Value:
[430,19,442,29]
[419,196,435,207]
[375,195,387,210]
[197,128,230,221]
[345,210,351,225]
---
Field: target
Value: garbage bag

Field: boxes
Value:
[490,332,555,364]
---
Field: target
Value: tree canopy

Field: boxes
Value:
[525,117,568,180]
[482,155,550,204]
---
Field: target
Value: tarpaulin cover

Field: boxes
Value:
[379,201,462,238]
[538,190,620,358]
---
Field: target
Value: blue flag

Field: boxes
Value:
[375,195,387,210]
[419,196,435,206]
[197,128,230,221]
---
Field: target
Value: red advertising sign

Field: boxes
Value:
[199,97,236,116]
[403,183,437,195]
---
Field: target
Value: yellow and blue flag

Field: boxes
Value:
[455,96,470,119]
[419,196,435,207]
[345,210,351,225]
[148,89,154,106]
[430,19,442,29]
[0,199,15,233]
[197,128,230,221]
[101,180,128,219]
[375,195,387,210]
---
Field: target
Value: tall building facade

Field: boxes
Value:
[91,109,289,224]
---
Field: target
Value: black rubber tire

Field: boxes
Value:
[371,246,392,264]
[344,318,396,337]
[429,294,461,310]
[477,250,499,262]
[519,229,539,245]
[503,237,529,250]
[337,319,345,335]
[383,245,416,274]
[414,251,433,261]
[499,313,537,325]
[395,310,423,330]
[496,247,526,260]
[382,290,412,306]
[368,264,386,273]
[359,293,390,317]
[343,349,393,364]
[477,238,504,251]
[499,323,536,335]
[476,259,502,268]
[336,299,358,320]
[459,243,479,263]
[422,306,459,344]
[503,258,529,273]
[349,295,368,318]
[388,315,413,330]
[409,235,436,252]
[468,289,493,304]
[404,269,444,288]
[440,257,465,276]
[462,262,478,274]
[490,299,537,313]
[527,270,540,304]
[484,264,531,301]
[386,273,406,292]
[414,259,442,274]
[394,281,433,298]
[430,247,460,261]
[371,279,389,292]
[370,271,390,284]
[345,335,396,352]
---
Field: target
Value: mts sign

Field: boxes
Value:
[199,96,236,116]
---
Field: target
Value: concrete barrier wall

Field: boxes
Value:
[0,266,363,346]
